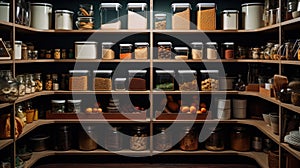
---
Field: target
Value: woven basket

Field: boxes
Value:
[268,150,279,168]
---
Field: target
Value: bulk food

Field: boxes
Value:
[93,70,112,91]
[69,70,89,91]
[102,42,115,59]
[155,14,166,30]
[127,3,147,30]
[197,3,216,30]
[99,3,122,30]
[134,42,149,59]
[158,42,172,59]
[171,3,191,30]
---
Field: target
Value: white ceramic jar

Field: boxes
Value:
[30,3,53,30]
[14,41,22,60]
[75,41,98,59]
[55,10,74,30]
[222,10,239,30]
[0,2,9,22]
[242,3,264,30]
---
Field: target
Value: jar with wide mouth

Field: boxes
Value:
[54,125,72,151]
[191,42,203,60]
[180,126,198,151]
[17,75,26,96]
[197,3,216,30]
[206,42,218,59]
[114,78,126,91]
[0,2,10,22]
[67,99,82,113]
[270,44,281,60]
[221,42,234,59]
[30,3,53,30]
[241,3,264,30]
[104,126,123,151]
[128,70,147,91]
[75,17,94,30]
[74,41,97,59]
[205,127,225,151]
[178,70,198,91]
[127,3,148,30]
[134,42,149,59]
[51,100,65,113]
[154,13,166,30]
[130,126,148,151]
[93,70,113,91]
[102,42,115,60]
[171,3,191,30]
[119,44,133,59]
[99,3,122,30]
[231,126,250,151]
[154,127,172,151]
[69,70,89,91]
[78,125,97,151]
[157,42,172,59]
[200,70,219,91]
[155,70,175,91]
[174,47,189,60]
[222,10,239,30]
[55,10,74,30]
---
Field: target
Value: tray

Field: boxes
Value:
[155,111,210,120]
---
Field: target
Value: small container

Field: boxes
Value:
[22,45,28,60]
[251,47,261,59]
[32,50,38,59]
[206,42,218,59]
[55,10,74,30]
[45,74,52,91]
[128,70,147,91]
[75,17,94,30]
[14,41,22,60]
[119,44,133,59]
[191,42,203,60]
[154,13,166,30]
[171,3,191,30]
[222,10,239,30]
[217,108,231,120]
[114,78,126,91]
[104,127,122,151]
[241,3,264,30]
[30,3,53,30]
[61,49,67,59]
[127,3,147,30]
[52,74,59,91]
[231,126,251,151]
[237,46,247,59]
[68,49,74,59]
[157,42,172,59]
[252,136,262,151]
[221,42,235,59]
[154,127,172,151]
[17,75,26,96]
[232,99,247,119]
[25,74,32,94]
[130,126,148,151]
[102,42,115,60]
[178,70,198,91]
[54,125,72,151]
[264,42,274,60]
[93,70,113,91]
[200,70,219,91]
[51,100,65,113]
[75,41,97,59]
[45,50,52,59]
[67,100,82,113]
[78,126,97,151]
[174,47,189,60]
[54,49,61,60]
[69,70,89,91]
[29,134,50,152]
[205,127,225,151]
[197,3,216,30]
[134,42,149,59]
[155,70,175,91]
[0,2,9,22]
[99,3,122,30]
[219,77,236,90]
[180,127,198,151]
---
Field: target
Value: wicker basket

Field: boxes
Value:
[268,150,279,168]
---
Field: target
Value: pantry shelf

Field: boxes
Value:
[152,91,238,95]
[281,102,300,114]
[281,143,300,161]
[14,59,151,63]
[0,60,13,64]
[0,139,13,150]
[53,91,151,95]
[53,118,151,124]
[18,120,55,140]
[281,17,300,27]
[280,60,300,65]
[239,91,280,106]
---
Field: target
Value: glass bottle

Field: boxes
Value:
[45,74,53,91]
[34,73,43,92]
[234,74,246,91]
[61,49,67,59]
[29,74,36,93]
[17,75,26,96]
[154,127,172,151]
[180,126,198,151]
[25,74,32,94]
[104,127,122,151]
[270,44,280,60]
[54,125,72,151]
[130,126,148,151]
[68,49,74,59]
[264,43,274,60]
[52,74,59,91]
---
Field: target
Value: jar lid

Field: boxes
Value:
[222,10,239,14]
[0,2,9,6]
[206,42,217,45]
[128,70,147,74]
[15,41,22,44]
[58,125,70,130]
[99,3,122,10]
[178,70,197,74]
[157,42,172,46]
[77,16,94,20]
[197,3,216,8]
[171,3,191,10]
[156,70,175,74]
[55,10,74,14]
[135,42,149,47]
[174,47,189,51]
[200,70,219,73]
[30,3,53,8]
[119,43,133,47]
[127,3,147,10]
[115,78,126,82]
[222,42,234,45]
[102,42,115,46]
[51,100,66,103]
[69,70,89,74]
[191,42,203,46]
[93,70,113,74]
[241,3,264,7]
[155,13,167,18]
[67,99,82,103]
[75,41,97,45]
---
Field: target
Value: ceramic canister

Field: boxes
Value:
[0,2,9,22]
[30,3,53,29]
[55,10,74,30]
[241,3,264,30]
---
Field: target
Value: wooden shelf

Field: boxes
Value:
[281,102,300,114]
[0,60,13,64]
[152,91,238,95]
[53,90,151,95]
[239,91,280,106]
[280,60,300,65]
[281,143,300,161]
[18,120,55,140]
[14,59,150,63]
[281,17,300,27]
[0,139,13,150]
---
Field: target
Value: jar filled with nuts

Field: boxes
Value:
[200,70,219,91]
[17,75,26,96]
[157,42,172,59]
[34,73,43,92]
[130,126,148,151]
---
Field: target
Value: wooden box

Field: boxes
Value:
[246,84,260,92]
[155,111,210,120]
[259,86,274,97]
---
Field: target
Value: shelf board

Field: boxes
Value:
[281,17,300,27]
[281,143,300,160]
[14,59,150,63]
[53,90,151,95]
[0,139,13,150]
[0,60,13,64]
[152,91,238,95]
[18,120,54,140]
[52,118,151,123]
[281,102,300,114]
[280,60,300,65]
[239,91,281,106]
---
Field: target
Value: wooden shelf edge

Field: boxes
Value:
[14,59,151,63]
[281,143,300,161]
[18,120,55,140]
[0,139,13,150]
[281,17,300,27]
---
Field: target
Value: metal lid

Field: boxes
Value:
[115,78,127,81]
[222,10,239,13]
[119,43,133,47]
[191,42,203,46]
[200,70,219,73]
[0,2,9,6]
[69,70,89,74]
[93,70,113,74]
[171,3,191,10]
[222,42,234,45]
[241,3,264,7]
[155,13,167,18]
[15,41,22,44]
[55,10,74,14]
[75,41,97,45]
[77,16,94,20]
[157,42,172,46]
[51,100,66,103]
[128,70,147,74]
[135,42,149,47]
[102,42,115,46]
[197,3,216,8]
[30,3,53,7]
[206,42,217,45]
[178,70,197,74]
[174,47,189,51]
[127,3,147,10]
[67,99,82,103]
[156,70,175,74]
[99,3,122,10]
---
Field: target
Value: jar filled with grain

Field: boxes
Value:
[180,126,198,151]
[130,126,148,151]
[197,3,216,30]
[191,42,203,60]
[99,3,122,30]
[157,42,172,59]
[154,13,166,30]
[119,43,132,59]
[178,70,198,91]
[221,42,234,59]
[69,70,89,91]
[134,42,149,59]
[128,70,147,91]
[205,127,225,151]
[127,3,148,30]
[231,126,250,151]
[102,42,115,60]
[206,42,218,59]
[200,70,219,91]
[93,70,113,91]
[171,3,191,30]
[78,126,98,151]
[174,47,189,60]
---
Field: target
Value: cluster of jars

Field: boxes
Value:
[16,73,42,96]
[0,70,19,102]
[39,48,74,59]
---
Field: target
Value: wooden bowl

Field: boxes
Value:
[291,92,300,106]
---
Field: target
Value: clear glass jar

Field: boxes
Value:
[104,127,122,151]
[93,70,113,91]
[206,42,218,59]
[157,42,172,59]
[114,78,126,91]
[78,126,98,151]
[67,100,81,113]
[0,70,19,102]
[134,42,149,59]
[191,42,203,60]
[102,42,115,60]
[127,3,147,30]
[128,70,147,91]
[16,105,26,123]
[34,73,43,92]
[174,47,189,60]
[237,46,247,59]
[22,45,28,60]
[200,70,219,91]
[17,75,26,96]
[99,3,122,30]
[75,17,94,30]
[234,74,246,91]
[54,125,72,151]
[252,136,262,152]
[270,44,281,60]
[154,127,172,151]
[180,126,198,151]
[29,74,36,93]
[251,47,260,59]
[25,74,32,94]
[32,50,38,59]
[171,3,191,30]
[155,70,175,91]
[264,43,274,60]
[285,42,295,60]
[78,4,93,16]
[52,74,59,91]
[221,42,234,59]
[178,70,198,91]
[119,44,133,59]
[130,126,148,151]
[45,49,52,59]
[197,3,216,30]
[154,13,166,30]
[54,49,61,60]
[61,49,67,59]
[45,74,53,91]
[51,100,65,113]
[205,127,225,151]
[69,70,89,91]
[231,126,250,151]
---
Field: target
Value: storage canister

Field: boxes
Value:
[127,3,147,30]
[54,125,72,151]
[174,47,189,60]
[178,70,198,91]
[134,42,149,59]
[191,42,203,60]
[29,134,50,152]
[205,127,225,151]
[222,10,239,30]
[221,42,234,59]
[67,99,82,113]
[232,99,247,119]
[0,2,9,22]
[155,70,175,91]
[99,3,122,30]
[128,70,147,91]
[114,78,126,91]
[154,127,172,151]
[217,99,231,120]
[219,77,236,90]
[78,126,98,151]
[154,13,166,30]
[130,126,148,151]
[55,10,74,30]
[241,3,264,30]
[75,17,94,30]
[231,126,250,151]
[171,3,191,30]
[180,126,198,151]
[14,41,22,60]
[75,41,98,59]
[200,70,219,91]
[197,3,216,30]
[30,3,53,30]
[104,127,122,151]
[102,42,115,60]
[51,100,65,113]
[119,44,133,59]
[69,70,89,91]
[206,42,218,59]
[93,70,113,91]
[157,42,172,59]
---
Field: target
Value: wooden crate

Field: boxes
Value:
[246,84,260,92]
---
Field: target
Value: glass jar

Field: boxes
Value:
[51,100,65,113]
[251,47,260,59]
[39,49,46,59]
[0,70,19,102]
[130,126,148,151]
[99,3,122,30]
[69,70,89,91]
[78,126,98,151]
[206,42,218,59]
[104,127,122,151]
[54,125,72,151]
[54,49,61,60]
[155,70,175,91]
[61,49,67,59]
[191,42,203,60]
[205,127,225,151]
[128,70,147,91]
[102,42,115,60]
[286,0,297,20]
[45,74,53,91]
[34,73,43,92]
[119,44,132,59]
[114,78,126,91]
[180,127,198,151]
[157,42,172,59]
[22,45,28,60]
[27,50,32,59]
[231,126,250,151]
[285,42,295,60]
[264,43,274,60]
[197,3,216,30]
[16,105,26,123]
[78,4,93,16]
[29,74,36,93]
[68,49,74,59]
[234,74,246,91]
[200,70,219,91]
[32,50,38,59]
[127,3,147,30]
[252,136,262,152]
[60,74,68,90]
[154,127,172,151]
[270,44,281,60]
[134,42,149,59]
[174,47,189,60]
[222,42,234,59]
[75,17,94,30]
[52,74,59,91]
[67,100,81,113]
[25,74,32,94]
[25,101,35,123]
[171,3,191,30]
[93,70,113,91]
[17,75,26,96]
[154,13,166,30]
[237,46,247,59]
[178,70,198,91]
[45,49,52,59]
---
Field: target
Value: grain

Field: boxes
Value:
[102,49,115,60]
[69,76,88,91]
[197,8,216,30]
[192,49,203,59]
[134,47,148,59]
[94,77,112,91]
[172,8,190,30]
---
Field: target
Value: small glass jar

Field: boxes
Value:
[197,3,216,30]
[99,3,122,30]
[68,49,74,59]
[178,70,198,91]
[285,42,294,60]
[61,49,67,59]
[191,42,203,60]
[52,74,59,91]
[22,45,28,60]
[27,50,32,59]
[180,127,198,151]
[205,127,225,151]
[54,49,60,60]
[29,74,36,93]
[67,100,82,113]
[200,70,219,91]
[270,44,281,60]
[34,73,43,92]
[130,126,148,151]
[154,13,166,30]
[93,70,113,91]
[76,17,94,30]
[206,42,218,59]
[157,42,172,59]
[154,127,172,151]
[25,74,32,94]
[114,78,126,91]
[127,3,147,30]
[104,127,122,151]
[237,46,247,59]
[251,47,261,59]
[119,44,132,59]
[54,125,72,151]
[264,43,274,60]
[45,74,53,91]
[69,70,89,91]
[78,126,98,151]
[174,47,189,60]
[231,126,250,151]
[17,75,26,96]
[102,42,115,60]
[32,50,38,59]
[134,42,149,59]
[222,42,234,59]
[171,3,191,30]
[39,49,46,59]
[51,100,65,113]
[252,136,262,152]
[155,70,175,91]
[45,50,52,59]
[128,70,147,91]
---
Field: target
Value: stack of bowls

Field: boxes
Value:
[232,99,247,119]
[217,99,231,120]
[284,130,300,150]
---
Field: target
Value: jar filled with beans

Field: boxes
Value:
[157,42,172,59]
[130,126,148,151]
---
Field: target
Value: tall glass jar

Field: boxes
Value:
[119,44,133,59]
[54,125,72,151]
[285,42,295,60]
[45,74,53,91]
[0,70,19,102]
[34,73,43,92]
[270,44,280,60]
[191,42,203,60]
[29,74,36,93]
[78,126,98,151]
[180,126,198,151]
[104,127,122,151]
[99,3,122,30]
[17,75,26,96]
[221,42,234,59]
[206,42,218,59]
[205,127,225,151]
[231,126,250,151]
[264,42,274,60]
[154,127,172,151]
[25,74,32,94]
[130,126,148,151]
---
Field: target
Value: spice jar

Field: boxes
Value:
[252,136,262,152]
[155,13,166,30]
[61,49,67,59]
[237,46,247,59]
[39,49,46,59]
[157,42,172,59]
[128,70,147,91]
[197,3,216,30]
[104,127,122,151]
[99,3,122,30]
[205,127,225,151]
[25,101,35,123]
[127,3,148,30]
[231,126,250,151]
[200,70,219,91]
[102,42,115,60]
[78,126,98,151]
[93,70,113,91]
[285,42,295,60]
[21,44,28,60]
[25,74,32,94]
[180,126,198,151]
[114,78,126,91]
[155,70,175,91]
[119,44,132,59]
[221,42,234,59]
[191,42,203,60]
[130,126,148,151]
[171,3,191,30]
[27,50,32,60]
[45,50,52,59]
[178,70,198,91]
[270,44,281,60]
[54,125,72,151]
[17,75,26,96]
[51,100,65,113]
[154,127,172,151]
[134,42,149,59]
[264,43,274,60]
[174,47,189,60]
[45,74,53,91]
[206,42,218,59]
[34,73,43,92]
[54,49,61,59]
[251,47,260,59]
[52,74,59,91]
[67,100,81,113]
[60,74,68,90]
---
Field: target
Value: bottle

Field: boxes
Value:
[45,74,53,91]
[52,74,59,91]
[234,74,246,91]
